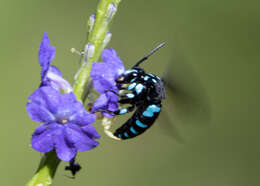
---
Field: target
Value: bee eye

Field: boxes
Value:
[132,73,138,76]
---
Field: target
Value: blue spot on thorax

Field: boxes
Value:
[128,82,137,90]
[126,93,135,98]
[152,79,157,83]
[142,104,161,117]
[135,83,144,94]
[144,75,150,81]
[130,77,137,83]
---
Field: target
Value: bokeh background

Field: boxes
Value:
[1,0,260,185]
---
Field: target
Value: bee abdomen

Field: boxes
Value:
[114,101,161,140]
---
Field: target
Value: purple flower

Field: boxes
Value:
[26,86,100,161]
[90,49,125,117]
[39,32,72,92]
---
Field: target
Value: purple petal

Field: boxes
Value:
[45,70,72,92]
[103,112,115,118]
[92,78,116,93]
[107,91,118,103]
[38,33,56,81]
[69,110,96,126]
[55,93,79,119]
[91,92,118,118]
[91,62,117,85]
[81,125,100,139]
[28,87,61,114]
[53,126,76,161]
[60,92,78,104]
[107,102,118,111]
[104,91,118,117]
[106,91,118,111]
[26,102,55,123]
[49,66,62,77]
[103,101,117,117]
[102,49,125,76]
[91,93,108,112]
[65,124,99,152]
[38,33,56,66]
[31,124,57,153]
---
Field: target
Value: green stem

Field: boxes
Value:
[27,0,121,185]
[27,151,60,186]
[73,0,121,100]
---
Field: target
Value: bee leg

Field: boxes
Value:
[94,105,135,115]
[93,109,114,114]
[104,89,120,96]
[102,117,121,141]
[104,89,132,97]
[104,89,137,104]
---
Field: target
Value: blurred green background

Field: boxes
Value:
[1,0,260,185]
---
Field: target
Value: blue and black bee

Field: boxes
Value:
[107,43,166,140]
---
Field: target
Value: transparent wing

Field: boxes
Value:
[159,52,211,140]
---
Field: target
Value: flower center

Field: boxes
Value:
[58,118,68,124]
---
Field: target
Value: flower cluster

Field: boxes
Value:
[27,2,123,184]
[27,32,125,161]
[26,33,100,161]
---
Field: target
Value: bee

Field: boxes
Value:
[99,43,210,141]
[105,43,166,140]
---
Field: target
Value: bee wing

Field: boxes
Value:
[158,52,211,141]
[162,53,211,126]
[158,109,186,143]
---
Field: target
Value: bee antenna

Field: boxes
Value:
[133,42,166,68]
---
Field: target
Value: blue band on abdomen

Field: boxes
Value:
[136,120,148,128]
[124,132,129,138]
[130,126,138,134]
